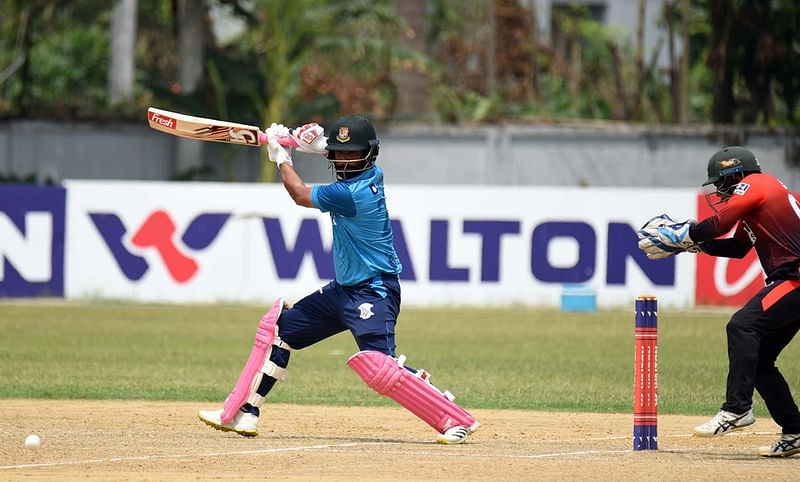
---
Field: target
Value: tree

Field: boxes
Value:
[706,0,799,125]
[2,0,797,132]
[245,0,412,180]
[1,0,111,118]
[109,0,138,106]
[393,0,434,120]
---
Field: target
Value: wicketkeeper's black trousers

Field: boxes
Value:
[722,279,800,434]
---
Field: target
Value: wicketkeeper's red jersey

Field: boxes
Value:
[692,172,800,281]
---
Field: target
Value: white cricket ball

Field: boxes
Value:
[24,434,41,449]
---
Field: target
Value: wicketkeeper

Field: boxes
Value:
[198,115,480,444]
[638,146,800,457]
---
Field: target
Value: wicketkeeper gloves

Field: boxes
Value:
[637,214,702,260]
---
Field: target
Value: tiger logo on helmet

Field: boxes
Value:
[336,127,351,143]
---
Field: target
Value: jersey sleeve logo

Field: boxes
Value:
[741,221,757,244]
[733,183,750,196]
[370,184,378,194]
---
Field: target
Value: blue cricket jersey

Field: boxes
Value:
[310,164,402,288]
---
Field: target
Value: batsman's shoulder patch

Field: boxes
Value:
[733,182,750,196]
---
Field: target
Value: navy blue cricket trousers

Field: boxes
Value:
[261,273,401,381]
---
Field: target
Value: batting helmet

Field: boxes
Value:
[325,115,380,180]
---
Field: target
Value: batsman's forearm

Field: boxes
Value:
[278,164,314,208]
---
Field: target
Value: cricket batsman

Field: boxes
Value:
[198,115,480,444]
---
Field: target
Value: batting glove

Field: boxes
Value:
[266,123,293,167]
[291,123,328,155]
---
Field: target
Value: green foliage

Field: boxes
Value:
[29,20,110,117]
[691,0,800,125]
[431,88,504,123]
[297,0,422,122]
[687,60,713,122]
[0,302,794,416]
[428,1,667,123]
[0,172,37,184]
[522,74,574,119]
[246,0,419,179]
[0,0,797,126]
[1,0,113,118]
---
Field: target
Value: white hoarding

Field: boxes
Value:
[64,180,696,307]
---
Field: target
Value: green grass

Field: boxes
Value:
[1,302,797,416]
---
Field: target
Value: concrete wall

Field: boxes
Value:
[376,124,799,190]
[0,120,262,184]
[1,119,798,190]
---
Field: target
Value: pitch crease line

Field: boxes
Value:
[328,448,633,459]
[518,449,631,459]
[0,441,390,470]
[4,431,781,470]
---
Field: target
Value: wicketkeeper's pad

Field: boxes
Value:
[348,350,477,434]
[221,298,288,424]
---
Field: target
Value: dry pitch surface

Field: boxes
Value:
[1,400,797,481]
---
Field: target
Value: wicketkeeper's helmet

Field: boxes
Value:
[703,146,761,211]
[703,146,761,186]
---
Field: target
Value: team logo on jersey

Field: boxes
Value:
[357,303,374,320]
[733,182,750,196]
[336,127,351,143]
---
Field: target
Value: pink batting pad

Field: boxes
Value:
[220,298,284,424]
[348,350,476,434]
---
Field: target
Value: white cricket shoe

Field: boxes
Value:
[758,433,800,457]
[198,408,259,437]
[693,409,755,437]
[436,421,480,445]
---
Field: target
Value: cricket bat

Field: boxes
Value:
[147,107,297,147]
